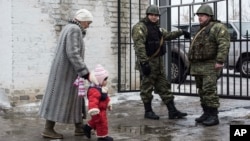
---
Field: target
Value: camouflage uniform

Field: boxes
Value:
[188,21,230,108]
[132,17,183,104]
[132,5,188,120]
[188,4,230,126]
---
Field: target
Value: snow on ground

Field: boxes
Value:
[0,89,11,110]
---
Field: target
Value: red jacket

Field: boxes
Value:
[87,86,110,137]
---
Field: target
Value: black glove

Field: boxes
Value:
[140,62,151,76]
[182,30,191,39]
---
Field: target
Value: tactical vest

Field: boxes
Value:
[188,22,217,61]
[144,22,165,57]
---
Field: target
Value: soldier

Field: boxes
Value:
[132,5,190,120]
[188,4,230,126]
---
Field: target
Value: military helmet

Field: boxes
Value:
[146,5,160,15]
[196,4,214,16]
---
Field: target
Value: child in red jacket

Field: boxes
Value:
[83,64,113,141]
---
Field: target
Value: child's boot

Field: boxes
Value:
[83,124,92,138]
[97,136,113,141]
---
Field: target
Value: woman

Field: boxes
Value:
[39,9,98,139]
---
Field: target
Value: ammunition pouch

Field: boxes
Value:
[189,44,217,61]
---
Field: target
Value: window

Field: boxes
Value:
[224,23,237,40]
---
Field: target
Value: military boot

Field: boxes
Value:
[74,122,85,136]
[41,120,63,139]
[144,102,160,120]
[166,100,187,119]
[195,104,209,123]
[202,107,219,126]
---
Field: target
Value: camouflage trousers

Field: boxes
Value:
[140,71,174,104]
[195,75,220,108]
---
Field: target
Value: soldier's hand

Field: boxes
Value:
[182,30,191,39]
[140,62,151,76]
[215,62,224,70]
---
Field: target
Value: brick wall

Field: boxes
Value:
[0,0,148,106]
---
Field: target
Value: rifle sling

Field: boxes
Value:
[149,36,164,60]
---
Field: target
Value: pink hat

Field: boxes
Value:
[93,64,109,85]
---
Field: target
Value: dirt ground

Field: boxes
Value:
[1,94,250,141]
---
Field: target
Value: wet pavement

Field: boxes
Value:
[1,92,250,141]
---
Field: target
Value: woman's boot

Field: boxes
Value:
[74,122,85,136]
[41,120,63,139]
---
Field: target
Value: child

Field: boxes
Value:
[83,64,113,141]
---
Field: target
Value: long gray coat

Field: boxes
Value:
[39,22,89,124]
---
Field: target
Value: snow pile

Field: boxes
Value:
[0,89,11,110]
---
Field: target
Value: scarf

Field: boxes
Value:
[68,19,86,36]
[73,76,86,97]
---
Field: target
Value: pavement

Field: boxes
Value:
[1,92,250,141]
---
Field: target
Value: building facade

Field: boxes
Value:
[0,0,148,106]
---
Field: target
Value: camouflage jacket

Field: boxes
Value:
[132,17,183,63]
[189,21,230,75]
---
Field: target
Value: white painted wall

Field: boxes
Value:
[85,1,114,76]
[0,0,12,89]
[12,0,56,91]
[0,0,148,105]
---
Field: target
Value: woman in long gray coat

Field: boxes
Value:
[39,9,98,139]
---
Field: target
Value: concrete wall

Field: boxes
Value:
[0,0,148,106]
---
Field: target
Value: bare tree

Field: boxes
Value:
[242,2,250,21]
[180,8,190,23]
[230,0,239,20]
